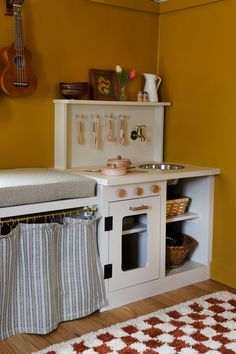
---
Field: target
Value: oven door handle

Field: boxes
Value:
[129,205,149,211]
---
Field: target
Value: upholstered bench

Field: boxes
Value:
[0,169,106,341]
[0,168,96,207]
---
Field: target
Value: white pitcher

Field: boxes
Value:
[143,73,162,102]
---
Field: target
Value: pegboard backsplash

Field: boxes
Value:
[54,100,170,169]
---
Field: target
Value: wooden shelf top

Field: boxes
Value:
[54,99,171,107]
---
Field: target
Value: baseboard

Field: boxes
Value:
[101,265,209,311]
[211,260,236,289]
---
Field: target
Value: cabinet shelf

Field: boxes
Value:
[122,222,147,235]
[165,260,205,277]
[166,212,199,223]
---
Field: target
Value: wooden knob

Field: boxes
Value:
[152,184,160,193]
[118,189,127,198]
[135,187,144,196]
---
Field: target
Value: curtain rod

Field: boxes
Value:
[0,206,97,225]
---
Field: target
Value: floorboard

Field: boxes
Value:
[0,280,235,354]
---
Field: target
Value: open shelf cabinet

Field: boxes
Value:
[164,176,214,277]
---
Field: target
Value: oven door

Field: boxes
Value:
[108,196,160,292]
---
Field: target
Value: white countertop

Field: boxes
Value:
[66,163,220,186]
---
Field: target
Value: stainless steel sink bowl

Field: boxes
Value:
[138,163,184,170]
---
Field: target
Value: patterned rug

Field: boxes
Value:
[33,291,236,354]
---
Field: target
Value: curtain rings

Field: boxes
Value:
[0,207,96,226]
[49,214,54,223]
[7,220,13,232]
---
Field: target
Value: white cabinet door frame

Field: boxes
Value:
[108,196,161,292]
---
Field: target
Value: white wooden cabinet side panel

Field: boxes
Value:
[160,181,167,279]
[54,103,68,169]
[178,176,214,265]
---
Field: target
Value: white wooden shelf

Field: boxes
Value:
[122,222,147,235]
[166,212,199,223]
[165,260,205,277]
[54,99,171,107]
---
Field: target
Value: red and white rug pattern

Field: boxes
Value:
[33,291,236,354]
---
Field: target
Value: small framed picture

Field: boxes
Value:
[89,69,118,100]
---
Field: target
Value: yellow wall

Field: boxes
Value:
[1,0,233,288]
[0,0,158,168]
[158,0,236,287]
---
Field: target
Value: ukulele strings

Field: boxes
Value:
[14,4,26,86]
[18,5,26,85]
[14,5,20,85]
[19,6,26,86]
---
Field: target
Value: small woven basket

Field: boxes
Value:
[166,233,198,269]
[166,197,189,217]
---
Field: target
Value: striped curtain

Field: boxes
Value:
[0,217,107,340]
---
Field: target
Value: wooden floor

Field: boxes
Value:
[0,280,235,354]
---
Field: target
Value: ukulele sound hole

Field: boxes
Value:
[13,55,25,68]
[13,55,29,87]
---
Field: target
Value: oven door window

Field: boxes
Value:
[122,214,148,271]
[108,196,161,292]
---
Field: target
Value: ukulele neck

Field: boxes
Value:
[13,4,24,50]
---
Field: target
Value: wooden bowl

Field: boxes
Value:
[59,82,89,88]
[59,83,90,99]
[60,89,90,99]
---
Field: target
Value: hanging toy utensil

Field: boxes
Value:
[107,116,113,142]
[95,115,99,149]
[119,116,125,145]
[77,114,83,144]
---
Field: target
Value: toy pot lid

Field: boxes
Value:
[107,155,131,168]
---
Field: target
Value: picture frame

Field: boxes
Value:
[89,69,118,100]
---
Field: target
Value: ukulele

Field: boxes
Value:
[0,0,37,97]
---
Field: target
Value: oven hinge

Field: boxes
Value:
[104,216,113,231]
[104,264,113,279]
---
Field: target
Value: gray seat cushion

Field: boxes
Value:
[0,168,96,207]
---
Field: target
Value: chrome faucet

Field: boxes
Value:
[130,125,146,142]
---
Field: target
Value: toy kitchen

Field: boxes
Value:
[54,98,220,311]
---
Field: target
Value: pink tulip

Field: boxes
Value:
[129,70,136,80]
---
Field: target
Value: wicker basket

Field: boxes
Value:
[166,233,198,269]
[166,197,189,217]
